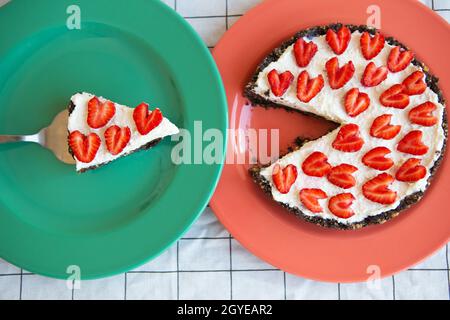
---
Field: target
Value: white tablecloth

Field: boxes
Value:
[0,0,449,300]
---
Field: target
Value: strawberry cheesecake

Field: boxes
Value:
[246,24,447,229]
[68,92,179,172]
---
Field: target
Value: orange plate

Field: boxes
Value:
[210,0,450,282]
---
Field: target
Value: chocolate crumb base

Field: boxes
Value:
[244,23,446,106]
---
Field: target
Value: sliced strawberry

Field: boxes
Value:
[387,46,414,73]
[402,71,426,96]
[362,147,394,171]
[87,96,116,129]
[104,125,131,155]
[296,71,324,102]
[294,38,318,67]
[396,159,427,182]
[68,131,101,163]
[327,164,358,189]
[344,88,370,117]
[326,57,355,90]
[267,69,294,97]
[299,188,327,213]
[361,62,388,87]
[360,31,385,60]
[302,152,332,177]
[133,103,163,135]
[362,173,397,204]
[272,164,298,194]
[370,114,401,140]
[397,130,429,156]
[409,102,438,127]
[328,193,355,219]
[379,84,409,109]
[332,124,364,152]
[326,26,351,55]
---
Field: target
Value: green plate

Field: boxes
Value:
[0,0,227,279]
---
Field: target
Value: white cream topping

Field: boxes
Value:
[254,31,445,225]
[68,92,179,171]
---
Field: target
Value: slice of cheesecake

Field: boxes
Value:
[67,92,179,172]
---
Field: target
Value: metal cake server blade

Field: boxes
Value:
[0,110,75,165]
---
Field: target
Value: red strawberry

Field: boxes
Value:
[361,62,388,87]
[370,114,401,140]
[328,193,355,219]
[360,32,385,60]
[379,84,409,109]
[326,26,351,55]
[297,71,324,102]
[267,69,294,97]
[344,88,370,117]
[396,159,427,182]
[326,57,355,90]
[332,124,364,152]
[327,164,358,189]
[402,71,426,96]
[104,125,131,155]
[397,130,428,156]
[87,97,116,129]
[68,131,101,163]
[299,189,327,213]
[133,103,163,135]
[302,152,332,177]
[362,147,394,171]
[387,46,414,73]
[294,38,318,67]
[362,173,397,204]
[409,102,438,127]
[272,164,298,194]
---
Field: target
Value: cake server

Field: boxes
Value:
[0,110,75,164]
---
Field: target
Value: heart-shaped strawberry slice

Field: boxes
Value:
[68,131,101,163]
[388,46,414,73]
[294,38,318,67]
[302,152,332,177]
[327,164,358,189]
[344,88,370,117]
[396,159,427,182]
[402,71,427,96]
[297,71,324,102]
[326,26,351,55]
[397,130,429,156]
[362,173,397,204]
[325,57,355,90]
[87,97,116,129]
[328,193,355,219]
[362,147,394,171]
[272,164,298,194]
[332,124,364,152]
[133,103,163,135]
[267,69,294,97]
[299,188,327,213]
[380,84,410,109]
[409,102,438,127]
[361,62,388,87]
[360,32,385,60]
[370,114,401,140]
[104,125,131,155]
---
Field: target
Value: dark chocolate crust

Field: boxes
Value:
[245,23,448,230]
[67,100,164,173]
